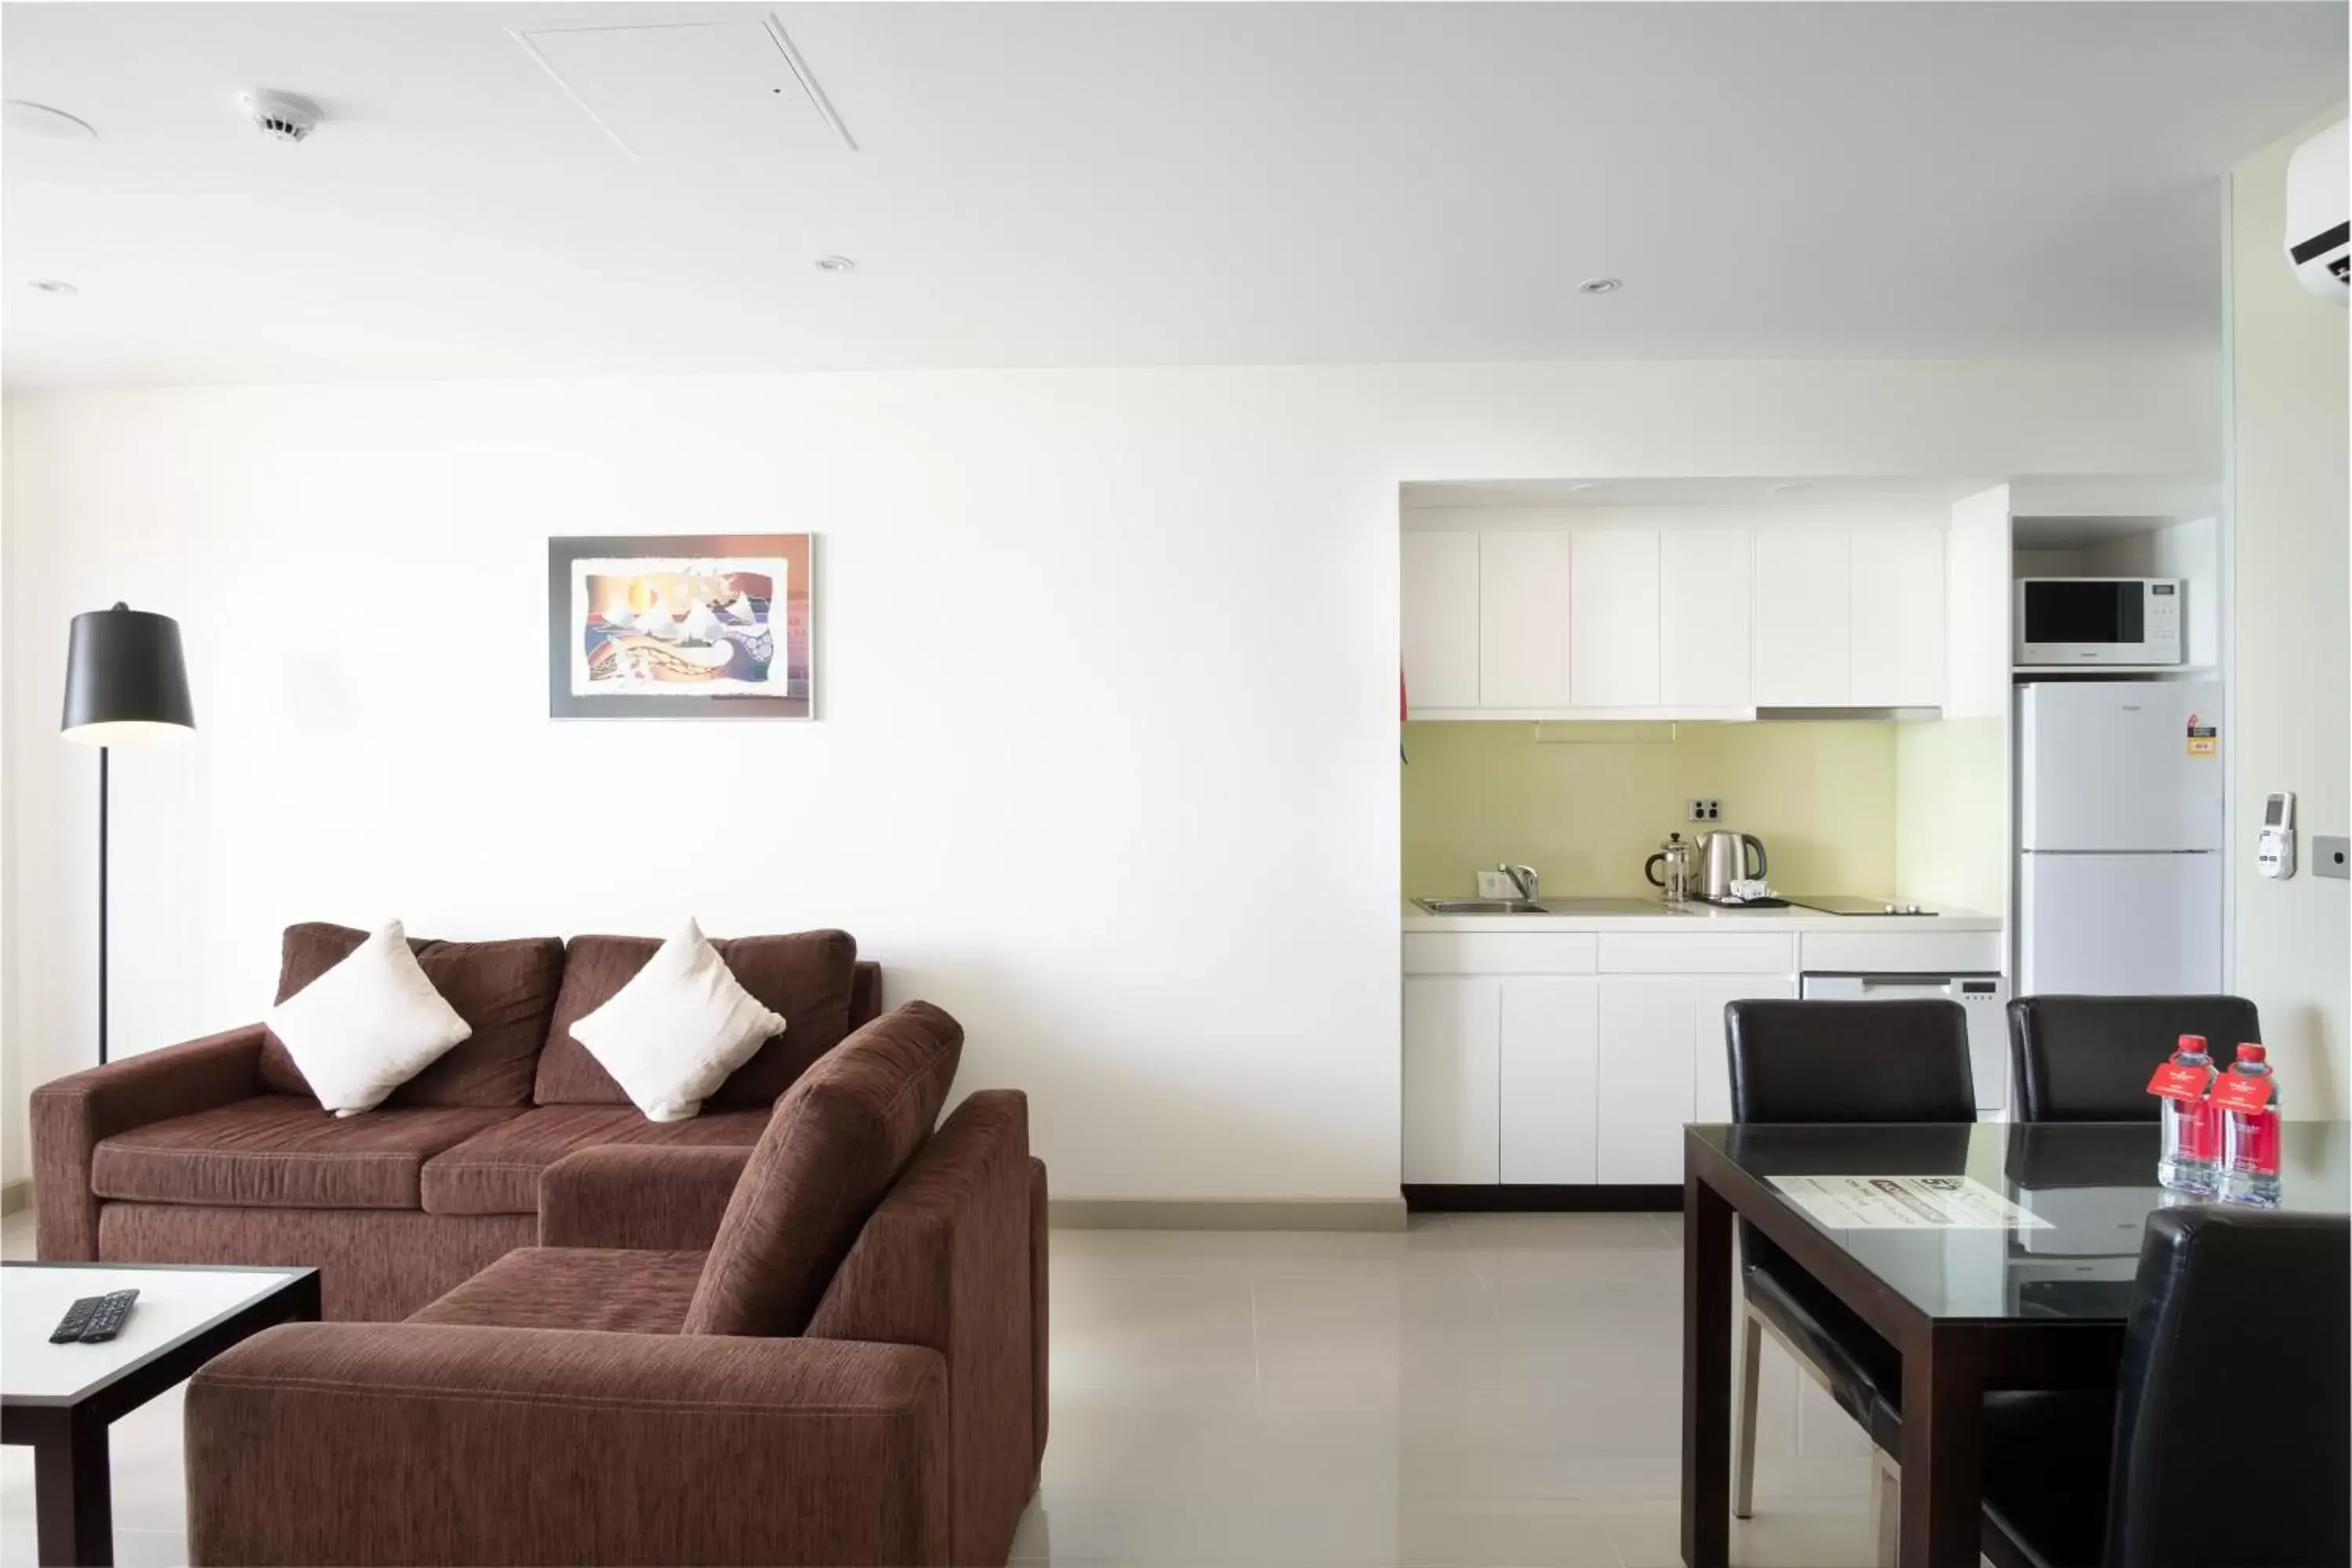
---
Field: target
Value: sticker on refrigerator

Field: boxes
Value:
[2186,713,2218,757]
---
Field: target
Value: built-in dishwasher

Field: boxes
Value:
[1798,971,2012,1114]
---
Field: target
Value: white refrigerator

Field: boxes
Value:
[2017,681,2224,994]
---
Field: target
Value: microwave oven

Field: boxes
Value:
[2015,578,2183,666]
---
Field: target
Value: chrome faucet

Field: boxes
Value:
[1501,862,1540,902]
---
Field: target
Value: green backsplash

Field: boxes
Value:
[1403,720,1898,900]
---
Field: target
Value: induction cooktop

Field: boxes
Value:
[1782,895,1937,916]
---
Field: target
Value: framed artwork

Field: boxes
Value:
[547,534,814,719]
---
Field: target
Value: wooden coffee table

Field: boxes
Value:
[2,1261,320,1567]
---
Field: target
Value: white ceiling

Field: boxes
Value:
[3,2,2343,387]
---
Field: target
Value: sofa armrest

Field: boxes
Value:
[539,1145,754,1250]
[186,1322,949,1566]
[807,1090,1036,1564]
[32,1022,267,1259]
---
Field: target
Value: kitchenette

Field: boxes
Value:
[1398,475,2227,1206]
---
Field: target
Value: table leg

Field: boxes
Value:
[1897,1323,1985,1568]
[1681,1161,1733,1568]
[34,1410,112,1568]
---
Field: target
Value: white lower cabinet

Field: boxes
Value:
[1403,976,1501,1184]
[1405,937,1798,1187]
[1498,978,1601,1183]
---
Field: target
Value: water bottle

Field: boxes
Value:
[2156,1034,2218,1194]
[2216,1044,2281,1207]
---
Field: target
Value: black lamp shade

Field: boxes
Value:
[61,603,195,743]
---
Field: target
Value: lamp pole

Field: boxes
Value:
[60,604,195,1068]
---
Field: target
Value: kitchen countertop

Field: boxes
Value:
[1401,899,2002,934]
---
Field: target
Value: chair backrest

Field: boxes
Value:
[2105,1207,2349,1567]
[684,1000,963,1338]
[1724,999,1976,1123]
[2008,995,2261,1123]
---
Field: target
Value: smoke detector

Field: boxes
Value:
[241,90,320,143]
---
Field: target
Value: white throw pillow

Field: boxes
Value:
[265,921,473,1116]
[569,919,786,1123]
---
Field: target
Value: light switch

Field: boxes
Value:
[2314,836,2350,880]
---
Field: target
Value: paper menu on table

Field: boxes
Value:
[1769,1174,2053,1230]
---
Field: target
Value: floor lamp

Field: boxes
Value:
[60,603,195,1065]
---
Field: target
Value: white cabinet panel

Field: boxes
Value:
[1595,980,1696,1185]
[1850,529,1946,707]
[1597,932,1795,975]
[1688,975,1797,1124]
[1477,531,1577,707]
[1401,531,1480,710]
[1795,931,2002,974]
[1752,530,1852,706]
[1660,530,1753,708]
[1499,978,1600,1184]
[1570,531,1661,707]
[1404,932,1599,975]
[1403,977,1500,1184]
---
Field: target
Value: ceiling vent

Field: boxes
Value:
[241,90,320,143]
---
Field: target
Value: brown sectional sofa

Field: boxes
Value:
[32,922,887,1319]
[184,999,1050,1566]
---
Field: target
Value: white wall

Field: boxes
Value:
[2228,116,2350,1118]
[0,358,2219,1196]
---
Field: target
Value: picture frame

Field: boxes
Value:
[546,533,815,719]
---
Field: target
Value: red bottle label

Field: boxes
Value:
[2225,1108,2281,1175]
[2147,1062,2214,1102]
[2209,1073,2276,1115]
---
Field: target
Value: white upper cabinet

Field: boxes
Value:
[1849,528,1947,707]
[1477,531,1578,708]
[1404,515,1963,717]
[1658,530,1753,708]
[1751,528,1853,706]
[1570,531,1661,706]
[1400,530,1480,710]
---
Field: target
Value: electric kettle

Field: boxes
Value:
[1697,829,1769,901]
[1643,833,1695,903]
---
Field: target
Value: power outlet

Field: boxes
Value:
[1475,870,1517,899]
[1687,798,1722,822]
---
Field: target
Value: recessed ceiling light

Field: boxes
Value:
[3,100,98,141]
[28,279,79,296]
[1577,277,1621,296]
[1769,481,1815,494]
[812,255,856,274]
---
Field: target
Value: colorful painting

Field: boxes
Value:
[547,535,813,718]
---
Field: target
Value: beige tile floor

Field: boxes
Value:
[2,1207,1878,1566]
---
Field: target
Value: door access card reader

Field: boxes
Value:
[2258,792,2296,879]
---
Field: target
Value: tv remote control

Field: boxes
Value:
[49,1294,106,1344]
[77,1289,140,1343]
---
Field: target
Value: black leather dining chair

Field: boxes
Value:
[1981,1207,2350,1568]
[1722,998,1976,1566]
[2007,995,2262,1122]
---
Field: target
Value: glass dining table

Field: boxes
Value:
[1679,1119,2350,1568]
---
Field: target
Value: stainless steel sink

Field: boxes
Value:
[1535,896,1674,914]
[1413,896,1670,916]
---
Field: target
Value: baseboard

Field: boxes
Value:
[1,1178,30,1218]
[1403,1183,1682,1214]
[1048,1197,1408,1232]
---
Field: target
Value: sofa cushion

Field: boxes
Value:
[684,1000,963,1338]
[569,920,789,1122]
[92,1095,514,1210]
[419,1103,772,1216]
[407,1247,707,1334]
[265,921,474,1116]
[260,924,565,1109]
[535,929,858,1109]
